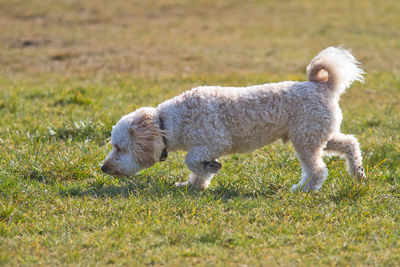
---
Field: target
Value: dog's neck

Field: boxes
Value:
[158,117,168,161]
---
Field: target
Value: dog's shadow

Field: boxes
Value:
[60,175,165,199]
[60,174,283,200]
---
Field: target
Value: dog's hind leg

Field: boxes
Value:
[291,145,328,192]
[325,133,365,179]
[175,146,222,190]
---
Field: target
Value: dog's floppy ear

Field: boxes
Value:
[129,109,163,168]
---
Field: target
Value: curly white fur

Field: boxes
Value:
[102,47,366,192]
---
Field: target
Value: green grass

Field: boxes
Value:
[1,0,400,266]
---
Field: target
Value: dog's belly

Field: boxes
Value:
[229,125,287,154]
[219,99,289,154]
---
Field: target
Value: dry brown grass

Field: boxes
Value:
[1,0,399,76]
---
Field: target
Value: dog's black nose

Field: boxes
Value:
[101,165,108,173]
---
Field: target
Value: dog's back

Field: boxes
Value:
[157,47,364,154]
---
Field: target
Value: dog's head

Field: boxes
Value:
[101,107,165,176]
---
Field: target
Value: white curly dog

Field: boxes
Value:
[102,47,366,192]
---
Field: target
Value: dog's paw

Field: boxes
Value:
[291,183,320,193]
[175,181,190,187]
[202,160,222,173]
[354,166,366,180]
[193,179,211,190]
[175,180,209,190]
[291,183,306,192]
[291,184,300,192]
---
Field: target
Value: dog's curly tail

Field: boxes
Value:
[306,47,365,94]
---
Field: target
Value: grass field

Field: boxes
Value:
[1,0,400,265]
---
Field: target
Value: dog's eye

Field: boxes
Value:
[115,145,122,152]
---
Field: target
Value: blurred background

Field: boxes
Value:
[1,0,399,77]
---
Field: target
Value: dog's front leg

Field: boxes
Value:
[175,172,214,190]
[202,160,222,173]
[175,147,221,190]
